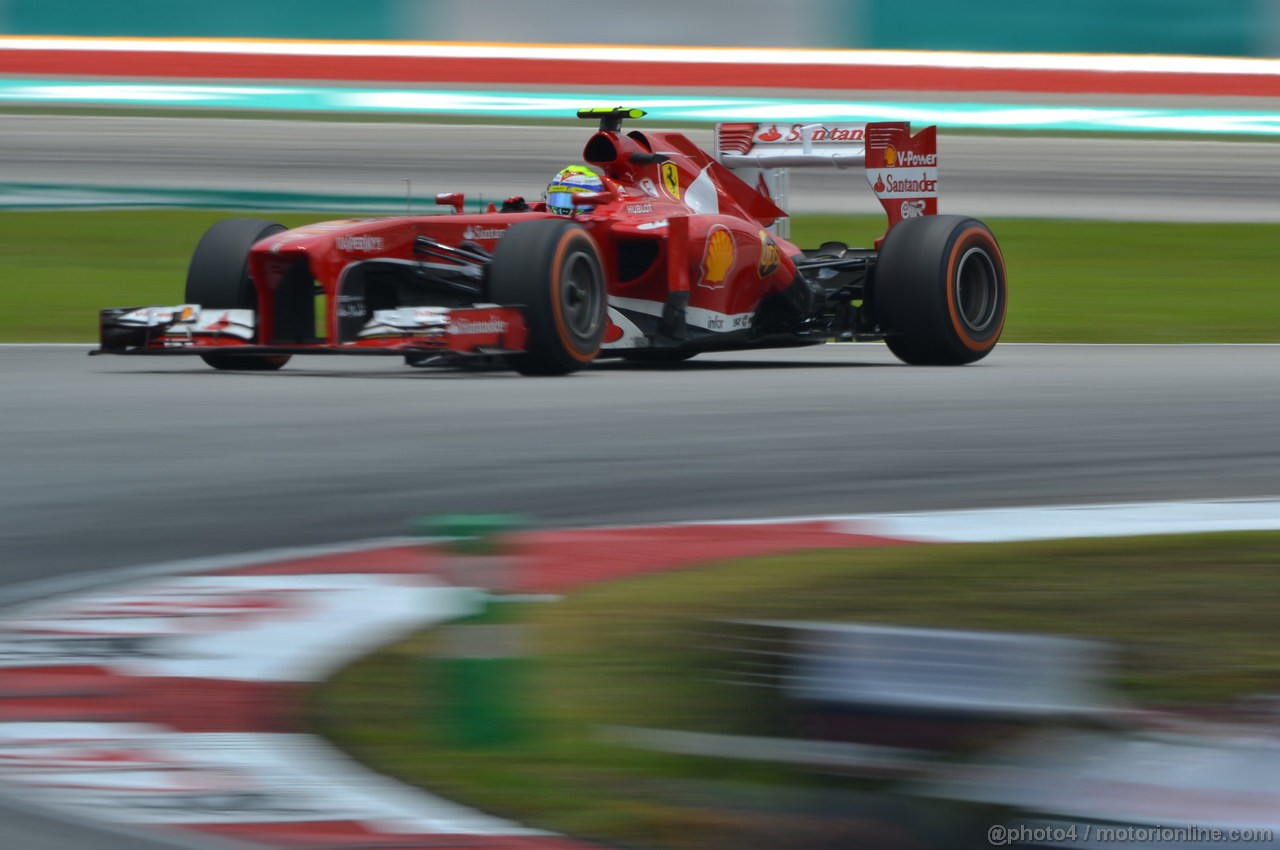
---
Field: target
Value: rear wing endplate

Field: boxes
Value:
[714,121,939,239]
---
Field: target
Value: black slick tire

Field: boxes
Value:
[185,218,291,372]
[873,215,1007,365]
[487,219,607,376]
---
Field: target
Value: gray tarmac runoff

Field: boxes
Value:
[3,343,1279,586]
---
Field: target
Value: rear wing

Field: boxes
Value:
[714,121,938,240]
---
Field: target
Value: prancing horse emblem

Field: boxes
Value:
[660,162,681,200]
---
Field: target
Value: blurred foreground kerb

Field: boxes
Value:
[415,513,532,747]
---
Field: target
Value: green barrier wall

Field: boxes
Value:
[862,0,1263,56]
[0,0,402,40]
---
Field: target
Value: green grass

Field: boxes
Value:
[798,215,1280,343]
[2,210,1278,342]
[312,532,1280,850]
[0,210,330,342]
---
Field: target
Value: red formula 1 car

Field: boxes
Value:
[95,107,1006,374]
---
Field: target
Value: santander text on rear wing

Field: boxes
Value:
[714,121,939,239]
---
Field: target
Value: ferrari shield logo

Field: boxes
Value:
[661,162,681,200]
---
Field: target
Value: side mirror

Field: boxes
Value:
[435,192,465,215]
[572,191,616,209]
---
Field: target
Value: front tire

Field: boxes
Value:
[185,218,291,372]
[874,216,1007,365]
[487,219,607,376]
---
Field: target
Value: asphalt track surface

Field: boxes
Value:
[4,352,1280,850]
[4,115,1280,221]
[5,343,1280,590]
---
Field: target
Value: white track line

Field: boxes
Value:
[0,536,421,607]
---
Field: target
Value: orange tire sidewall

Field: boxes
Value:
[944,226,1006,352]
[549,228,604,364]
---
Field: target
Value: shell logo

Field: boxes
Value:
[757,230,781,278]
[701,226,735,287]
[885,145,898,167]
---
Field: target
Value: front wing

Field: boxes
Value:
[93,304,530,358]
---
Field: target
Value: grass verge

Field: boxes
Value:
[0,210,327,342]
[2,211,1277,343]
[311,531,1280,849]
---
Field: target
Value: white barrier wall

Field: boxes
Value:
[412,0,842,47]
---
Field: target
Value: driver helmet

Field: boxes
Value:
[545,165,604,216]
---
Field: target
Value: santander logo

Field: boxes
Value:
[754,123,866,144]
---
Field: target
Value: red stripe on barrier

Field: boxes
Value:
[206,524,909,591]
[521,522,912,593]
[0,667,299,732]
[3,49,1280,97]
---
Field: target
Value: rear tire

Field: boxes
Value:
[185,218,291,372]
[487,219,607,376]
[874,215,1006,365]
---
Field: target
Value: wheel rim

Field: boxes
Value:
[560,249,603,345]
[954,246,1001,334]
